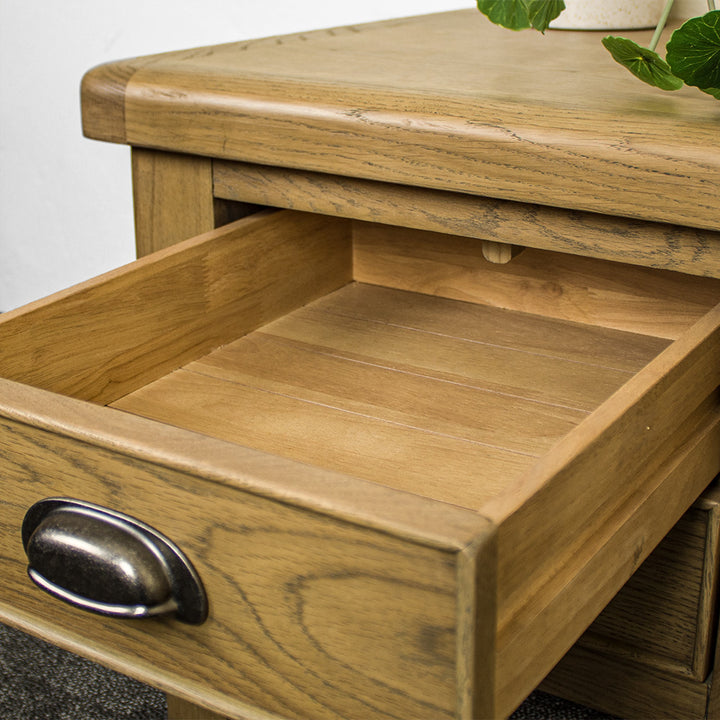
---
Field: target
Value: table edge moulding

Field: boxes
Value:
[81,10,720,233]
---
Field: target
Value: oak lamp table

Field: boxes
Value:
[2,10,720,720]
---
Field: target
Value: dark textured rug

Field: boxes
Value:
[0,623,618,720]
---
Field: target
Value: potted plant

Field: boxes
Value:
[476,0,720,99]
[548,0,665,29]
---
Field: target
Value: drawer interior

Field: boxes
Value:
[83,209,720,512]
[3,207,720,716]
[110,280,668,511]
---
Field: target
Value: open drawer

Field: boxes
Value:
[2,208,720,719]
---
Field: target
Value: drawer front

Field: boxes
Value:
[540,483,720,719]
[541,645,710,720]
[579,485,720,679]
[0,392,492,720]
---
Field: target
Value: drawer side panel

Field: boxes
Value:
[491,301,720,715]
[0,210,351,405]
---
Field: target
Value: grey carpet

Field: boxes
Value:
[0,623,618,720]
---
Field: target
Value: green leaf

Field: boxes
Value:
[476,0,565,31]
[602,36,684,91]
[528,0,565,32]
[666,10,720,89]
[476,0,531,30]
[701,85,720,98]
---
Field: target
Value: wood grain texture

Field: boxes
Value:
[106,282,720,716]
[258,307,635,412]
[705,488,720,720]
[0,210,351,404]
[500,407,720,716]
[0,378,491,552]
[308,283,669,373]
[113,367,536,509]
[82,12,720,230]
[580,509,709,677]
[0,379,495,720]
[541,645,710,720]
[110,283,665,510]
[573,483,720,681]
[481,241,522,265]
[214,161,720,278]
[353,222,720,339]
[543,484,720,718]
[132,149,216,256]
[489,301,720,714]
[81,59,148,144]
[3,197,720,717]
[181,335,588,455]
[708,622,720,718]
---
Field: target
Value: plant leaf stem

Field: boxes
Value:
[650,0,676,51]
[709,0,717,11]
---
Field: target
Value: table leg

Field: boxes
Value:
[131,148,216,257]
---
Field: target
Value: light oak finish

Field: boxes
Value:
[0,378,492,720]
[353,222,720,339]
[82,13,720,231]
[132,148,216,256]
[131,149,260,257]
[80,56,155,144]
[490,312,720,711]
[111,283,665,507]
[310,283,669,372]
[542,483,720,718]
[481,241,522,265]
[0,210,351,404]
[214,161,720,278]
[2,211,720,717]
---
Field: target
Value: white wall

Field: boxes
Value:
[0,1,467,312]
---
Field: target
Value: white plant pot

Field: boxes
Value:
[671,0,711,19]
[550,0,666,29]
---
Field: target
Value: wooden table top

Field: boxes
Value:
[82,10,720,230]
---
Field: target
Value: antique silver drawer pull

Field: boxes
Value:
[22,498,207,625]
